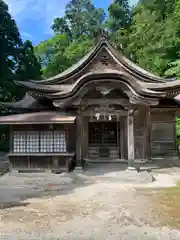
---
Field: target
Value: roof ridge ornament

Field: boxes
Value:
[96,29,108,43]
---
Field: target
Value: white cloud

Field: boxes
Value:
[5,0,138,43]
[7,0,66,33]
[7,0,29,16]
[21,31,33,40]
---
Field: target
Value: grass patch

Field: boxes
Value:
[148,181,180,229]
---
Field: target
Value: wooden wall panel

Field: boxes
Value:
[65,124,76,153]
[150,111,177,159]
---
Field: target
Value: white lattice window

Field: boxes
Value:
[40,131,53,152]
[13,131,26,153]
[26,131,39,152]
[53,131,67,152]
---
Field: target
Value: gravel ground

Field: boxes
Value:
[0,168,180,239]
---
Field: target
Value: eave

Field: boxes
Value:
[12,71,166,101]
[0,93,55,111]
[14,81,64,93]
[0,112,76,125]
[0,93,37,109]
[46,71,166,100]
[143,81,180,91]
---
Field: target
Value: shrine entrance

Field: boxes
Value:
[88,122,118,145]
[87,121,121,161]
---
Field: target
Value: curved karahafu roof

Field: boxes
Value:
[46,71,166,99]
[2,38,180,109]
[12,71,166,99]
[23,39,165,85]
[13,38,180,97]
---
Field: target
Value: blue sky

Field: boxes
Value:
[6,0,138,45]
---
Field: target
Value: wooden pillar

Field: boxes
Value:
[173,111,178,159]
[9,125,13,154]
[75,114,83,170]
[116,117,120,159]
[127,111,135,168]
[9,125,13,170]
[82,116,88,159]
[120,117,125,159]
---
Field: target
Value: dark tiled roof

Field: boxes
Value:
[0,93,37,109]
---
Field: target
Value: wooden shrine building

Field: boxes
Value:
[0,38,180,172]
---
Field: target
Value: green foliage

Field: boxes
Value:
[0,0,22,102]
[0,0,42,101]
[107,0,132,32]
[165,60,180,78]
[127,0,180,77]
[35,34,71,77]
[177,117,180,140]
[36,0,107,77]
[17,40,42,80]
[64,36,94,63]
[52,0,106,39]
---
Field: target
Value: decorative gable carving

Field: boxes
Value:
[100,55,109,66]
[86,48,120,73]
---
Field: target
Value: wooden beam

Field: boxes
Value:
[74,98,130,106]
[8,153,75,156]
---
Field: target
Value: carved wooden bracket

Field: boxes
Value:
[29,91,46,99]
[127,108,139,116]
[130,95,159,106]
[53,100,67,108]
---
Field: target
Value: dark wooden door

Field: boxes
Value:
[88,122,118,145]
[88,121,121,159]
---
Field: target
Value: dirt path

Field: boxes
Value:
[0,171,180,239]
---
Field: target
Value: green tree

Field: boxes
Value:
[64,35,95,64]
[52,18,72,39]
[127,0,177,76]
[164,0,180,78]
[0,0,26,151]
[35,34,70,77]
[52,0,106,39]
[106,0,132,57]
[16,40,42,80]
[37,0,106,77]
[107,0,132,32]
[0,0,23,102]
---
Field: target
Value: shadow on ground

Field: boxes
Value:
[0,171,96,210]
[0,161,180,210]
[0,201,29,209]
